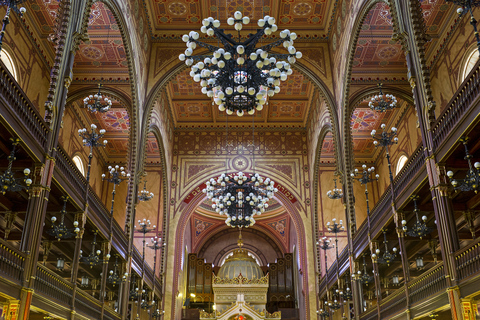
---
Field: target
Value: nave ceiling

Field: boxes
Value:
[9,0,459,164]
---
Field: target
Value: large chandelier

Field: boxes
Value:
[179,12,301,116]
[203,172,278,228]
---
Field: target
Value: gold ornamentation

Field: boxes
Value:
[213,273,269,285]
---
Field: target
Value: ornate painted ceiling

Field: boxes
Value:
[74,2,129,81]
[166,68,313,128]
[351,0,451,80]
[145,0,336,40]
[19,0,458,162]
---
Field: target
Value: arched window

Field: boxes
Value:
[396,155,408,175]
[73,155,85,176]
[1,49,17,81]
[460,48,479,84]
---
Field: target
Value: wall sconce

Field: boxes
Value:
[392,274,399,286]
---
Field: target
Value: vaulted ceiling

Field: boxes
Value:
[18,0,458,161]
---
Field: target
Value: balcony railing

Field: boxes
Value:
[0,239,25,283]
[455,237,480,282]
[75,289,103,320]
[432,59,480,152]
[34,264,73,306]
[379,286,406,319]
[359,306,378,320]
[55,146,87,202]
[408,263,446,306]
[0,61,49,155]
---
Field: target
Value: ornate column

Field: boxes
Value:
[17,163,49,320]
[390,1,463,318]
[351,259,364,320]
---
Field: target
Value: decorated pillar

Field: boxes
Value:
[17,163,49,320]
[390,0,462,317]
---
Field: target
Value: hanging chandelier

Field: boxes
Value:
[328,289,341,311]
[448,0,480,55]
[326,176,343,200]
[401,195,431,239]
[83,84,112,113]
[203,172,278,228]
[0,0,26,54]
[47,196,80,241]
[138,174,154,202]
[447,137,480,192]
[0,138,32,194]
[179,12,301,116]
[80,231,110,268]
[358,254,373,285]
[368,84,398,112]
[107,255,128,287]
[372,230,397,266]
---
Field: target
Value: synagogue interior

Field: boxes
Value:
[0,0,479,320]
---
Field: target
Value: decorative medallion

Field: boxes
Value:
[293,3,312,16]
[81,46,103,60]
[232,156,249,171]
[377,46,399,60]
[168,2,187,16]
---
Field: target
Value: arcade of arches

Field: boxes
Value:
[0,1,480,320]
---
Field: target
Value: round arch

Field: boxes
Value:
[86,0,141,232]
[144,124,170,282]
[138,58,341,176]
[196,226,285,267]
[310,123,334,282]
[339,0,403,232]
[170,175,309,319]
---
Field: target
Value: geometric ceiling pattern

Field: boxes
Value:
[352,3,407,79]
[350,107,391,134]
[351,0,451,79]
[166,68,313,128]
[144,0,336,39]
[74,2,129,80]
